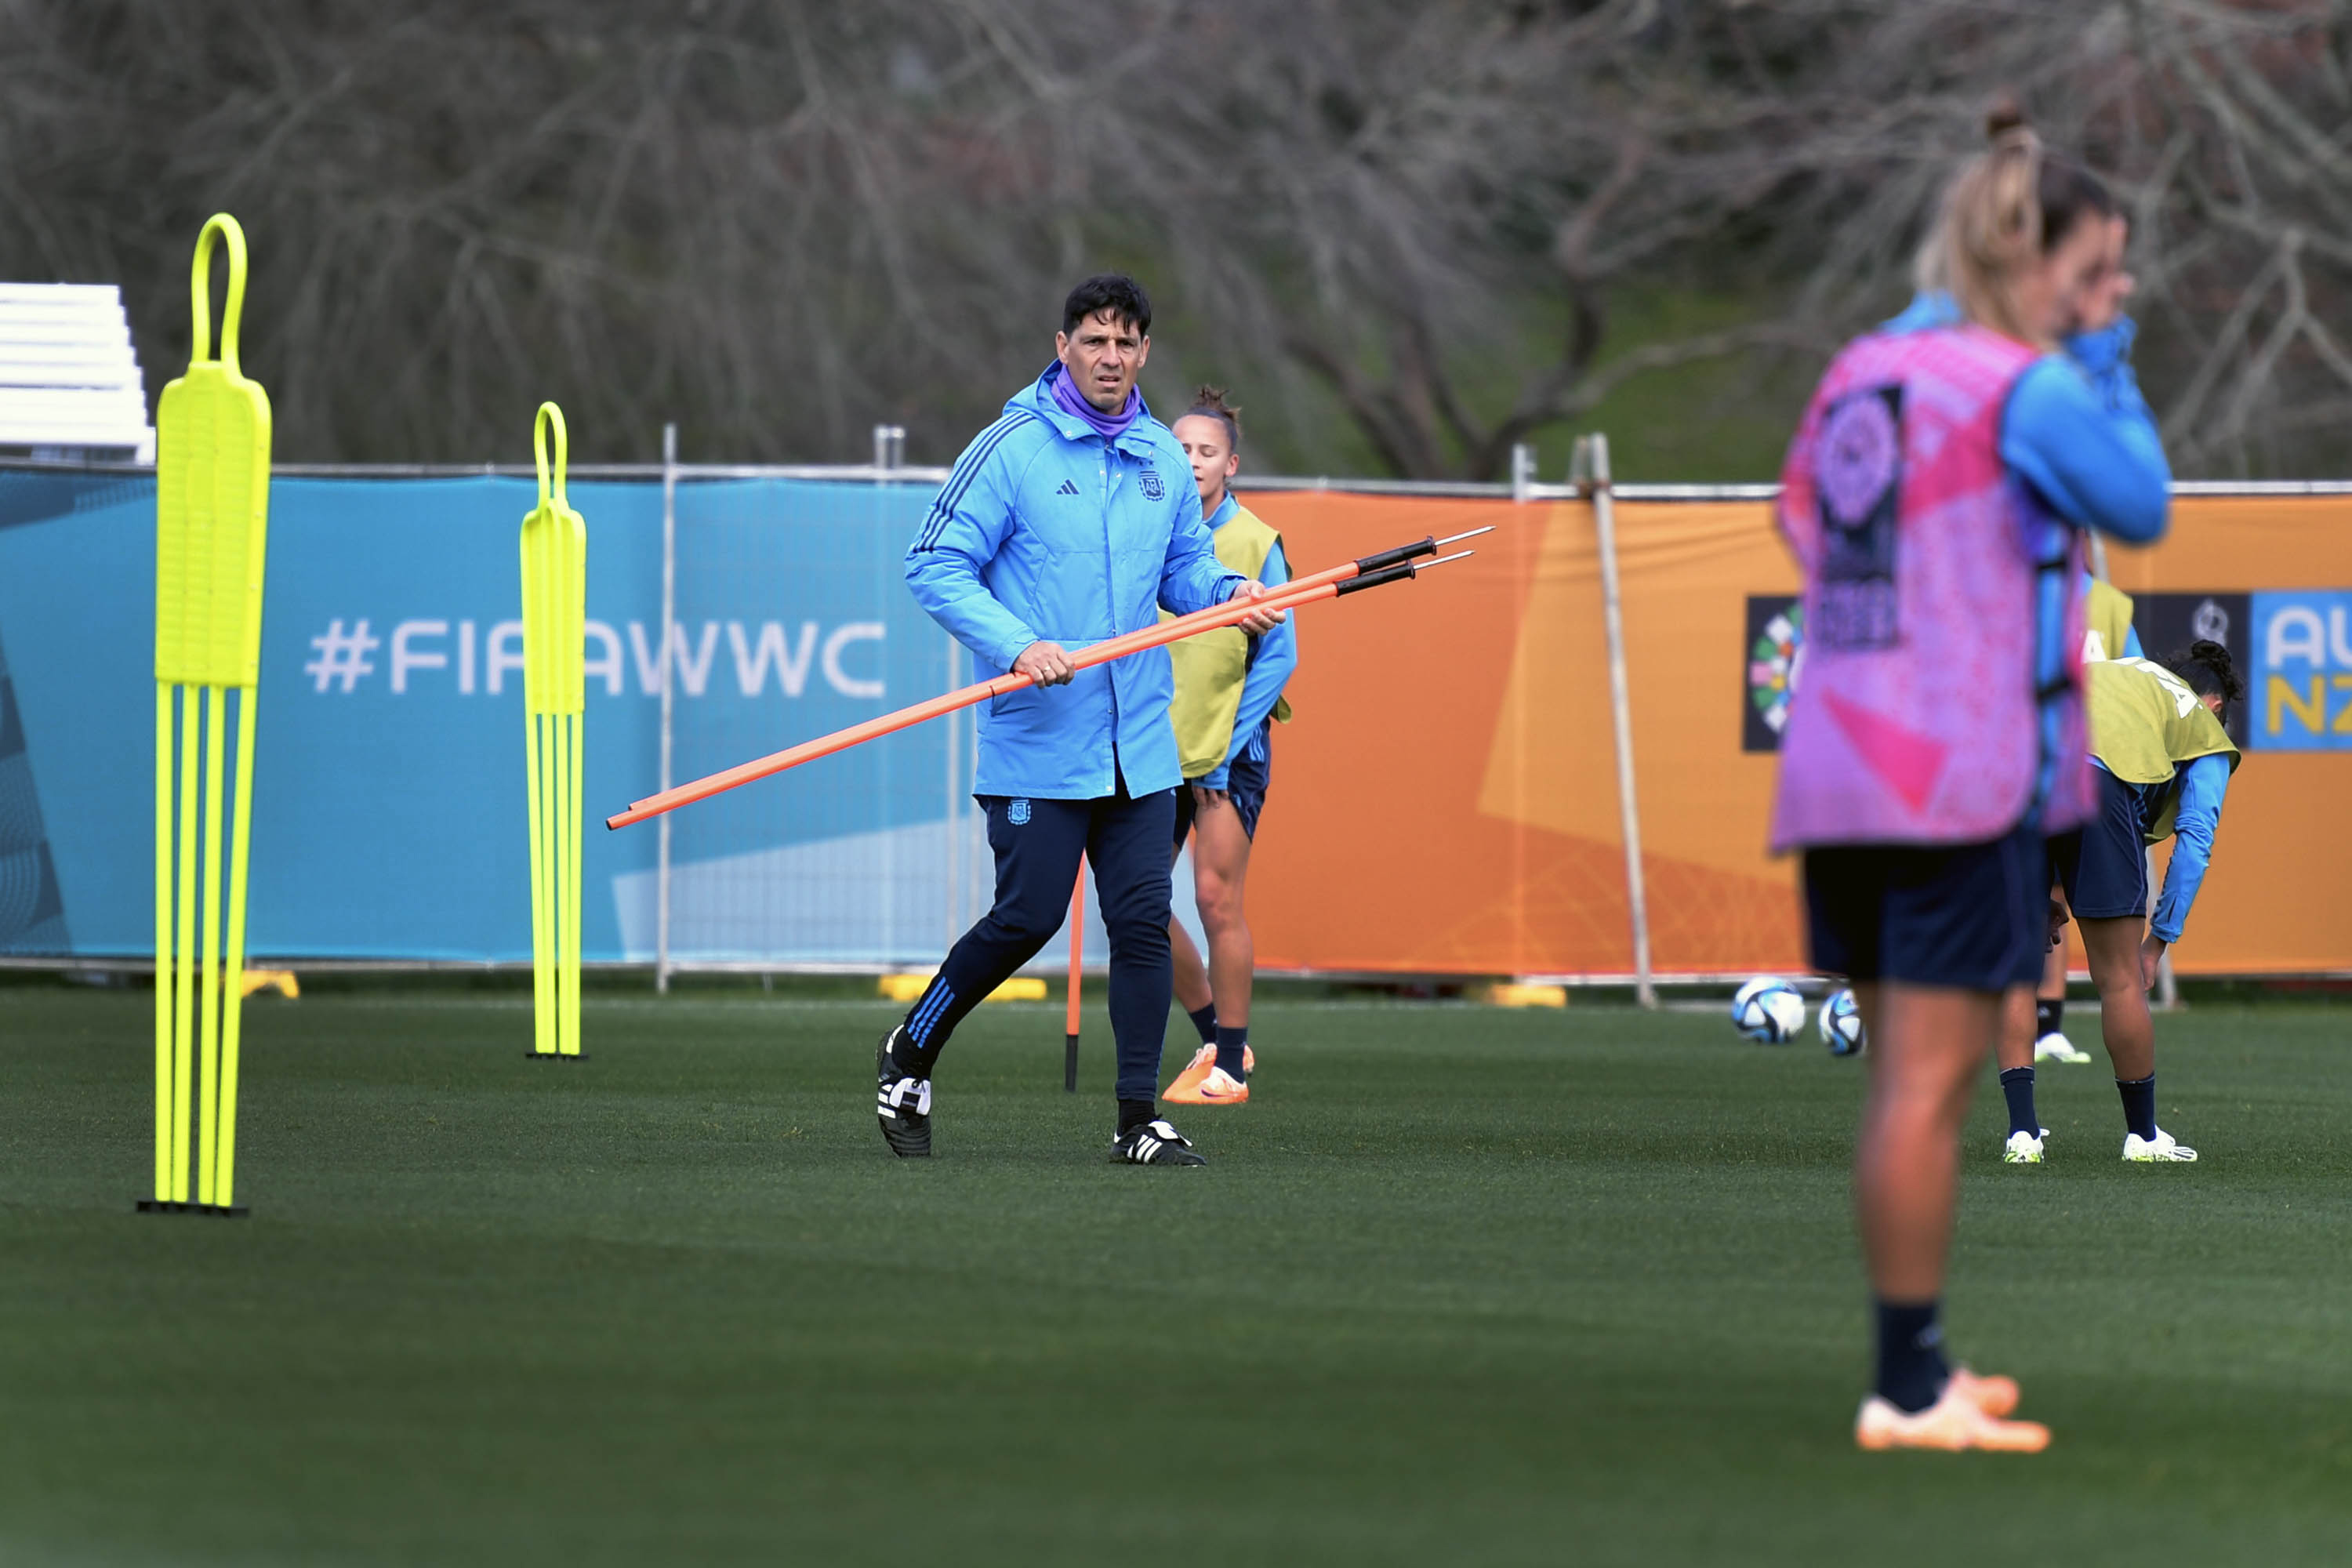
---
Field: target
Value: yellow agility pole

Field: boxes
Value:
[521,402,587,1061]
[146,212,270,1217]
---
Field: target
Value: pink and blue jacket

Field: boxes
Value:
[1771,318,2169,851]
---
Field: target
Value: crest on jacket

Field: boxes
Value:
[1138,467,1164,501]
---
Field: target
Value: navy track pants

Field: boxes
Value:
[903,782,1177,1104]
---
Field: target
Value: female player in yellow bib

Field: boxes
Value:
[1160,388,1298,1106]
[1998,642,2241,1163]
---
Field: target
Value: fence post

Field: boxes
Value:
[1510,442,1534,503]
[656,422,677,995]
[1578,434,1657,1007]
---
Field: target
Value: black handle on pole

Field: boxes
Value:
[1352,535,1437,575]
[1334,561,1417,596]
[1064,1033,1078,1092]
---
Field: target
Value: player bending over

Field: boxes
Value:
[1995,644,2241,1164]
[883,274,1283,1166]
[1775,109,2165,1453]
[1157,387,1298,1109]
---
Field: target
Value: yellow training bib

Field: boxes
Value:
[1166,503,1291,779]
[2085,657,2241,842]
[2082,578,2134,664]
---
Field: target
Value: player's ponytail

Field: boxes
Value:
[2163,640,2244,720]
[1915,98,2114,344]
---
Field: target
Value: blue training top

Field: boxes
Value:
[906,364,1245,800]
[1879,292,2169,545]
[2154,753,2230,943]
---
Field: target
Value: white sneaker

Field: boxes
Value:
[2002,1130,2045,1164]
[1855,1377,2050,1453]
[2034,1031,2092,1064]
[2123,1128,2198,1162]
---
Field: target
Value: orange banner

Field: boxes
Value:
[1243,489,2352,978]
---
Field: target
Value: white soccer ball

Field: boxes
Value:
[1818,986,1866,1056]
[1731,976,1807,1044]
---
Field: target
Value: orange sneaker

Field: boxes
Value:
[1855,1375,2049,1453]
[1947,1367,2020,1417]
[1163,1064,1248,1105]
[1162,1044,1215,1099]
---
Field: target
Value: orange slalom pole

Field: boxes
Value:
[604,537,1483,831]
[612,578,1314,830]
[1064,858,1085,1093]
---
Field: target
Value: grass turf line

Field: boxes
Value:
[1,989,2347,1566]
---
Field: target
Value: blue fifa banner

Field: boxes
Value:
[0,469,992,964]
[2252,590,2352,750]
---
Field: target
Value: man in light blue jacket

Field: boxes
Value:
[876,274,1284,1167]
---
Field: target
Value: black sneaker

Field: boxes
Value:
[1109,1117,1206,1167]
[876,1024,931,1158]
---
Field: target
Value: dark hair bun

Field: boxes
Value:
[1984,96,2031,141]
[2187,637,2233,674]
[2165,639,2246,706]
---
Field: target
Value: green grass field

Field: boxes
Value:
[2,983,2347,1566]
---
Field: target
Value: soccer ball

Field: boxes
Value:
[1818,986,1866,1056]
[1731,976,1807,1044]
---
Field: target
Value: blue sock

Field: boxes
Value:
[1874,1298,1950,1414]
[2117,1074,2158,1141]
[1998,1067,2039,1138]
[1214,1024,1248,1080]
[1187,1004,1218,1046]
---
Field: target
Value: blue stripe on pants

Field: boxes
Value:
[908,979,956,1046]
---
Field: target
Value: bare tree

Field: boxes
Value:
[999,0,2352,479]
[1,0,2344,477]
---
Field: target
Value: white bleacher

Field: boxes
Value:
[0,283,154,463]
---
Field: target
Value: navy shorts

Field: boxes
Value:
[1173,735,1271,849]
[2049,768,2148,921]
[1802,818,2049,991]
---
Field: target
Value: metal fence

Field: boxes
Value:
[4,437,2347,987]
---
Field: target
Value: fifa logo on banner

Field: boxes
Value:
[2253,590,2352,750]
[1741,595,1804,753]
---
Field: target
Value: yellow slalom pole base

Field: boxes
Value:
[141,680,253,1219]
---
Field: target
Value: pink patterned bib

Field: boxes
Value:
[1772,325,2093,850]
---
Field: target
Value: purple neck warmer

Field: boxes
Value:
[1048,362,1142,441]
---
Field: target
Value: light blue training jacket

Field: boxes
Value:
[1879,291,2169,543]
[906,364,1246,800]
